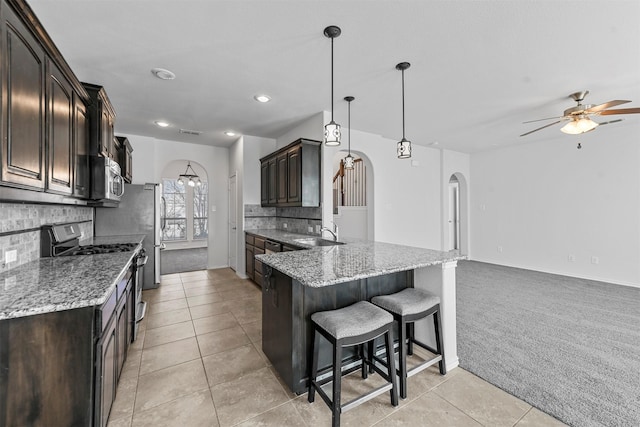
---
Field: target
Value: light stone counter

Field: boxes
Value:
[249,229,464,374]
[250,230,464,288]
[0,235,144,320]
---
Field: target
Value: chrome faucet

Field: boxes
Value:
[320,222,339,241]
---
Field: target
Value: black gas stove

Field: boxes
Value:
[66,242,139,256]
[41,223,137,257]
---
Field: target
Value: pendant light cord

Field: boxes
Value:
[401,68,406,140]
[347,98,351,154]
[331,37,335,121]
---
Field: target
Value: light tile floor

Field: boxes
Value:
[107,268,567,427]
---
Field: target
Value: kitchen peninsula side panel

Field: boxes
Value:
[262,267,410,394]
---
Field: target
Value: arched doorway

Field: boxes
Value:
[159,159,210,274]
[446,172,468,254]
[331,150,374,240]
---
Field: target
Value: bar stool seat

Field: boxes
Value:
[308,301,398,427]
[371,288,445,399]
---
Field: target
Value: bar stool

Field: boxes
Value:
[371,287,445,399]
[308,301,398,427]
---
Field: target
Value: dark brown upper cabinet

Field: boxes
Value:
[260,138,320,207]
[83,82,116,160]
[276,152,288,204]
[260,161,269,206]
[1,2,47,190]
[267,157,277,205]
[0,0,92,203]
[73,92,90,198]
[115,136,133,183]
[46,60,74,195]
[286,145,302,204]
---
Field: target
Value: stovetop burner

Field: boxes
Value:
[65,243,139,256]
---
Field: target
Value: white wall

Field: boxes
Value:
[276,113,324,149]
[123,133,230,269]
[243,136,277,204]
[441,149,471,254]
[229,136,243,274]
[334,207,368,239]
[229,135,276,278]
[470,123,640,287]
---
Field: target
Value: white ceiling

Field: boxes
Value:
[27,0,640,153]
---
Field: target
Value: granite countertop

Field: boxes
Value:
[245,229,324,247]
[247,229,465,287]
[0,235,145,320]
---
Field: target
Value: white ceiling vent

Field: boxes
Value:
[179,128,202,136]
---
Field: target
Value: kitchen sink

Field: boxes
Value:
[293,237,345,247]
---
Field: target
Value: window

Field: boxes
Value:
[193,181,208,240]
[161,178,208,242]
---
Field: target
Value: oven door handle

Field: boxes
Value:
[136,255,149,268]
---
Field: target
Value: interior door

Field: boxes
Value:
[229,174,237,271]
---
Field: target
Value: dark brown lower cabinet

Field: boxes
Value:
[246,246,255,281]
[96,267,133,426]
[97,312,117,427]
[0,307,94,426]
[0,264,134,427]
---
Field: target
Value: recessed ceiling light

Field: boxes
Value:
[154,121,170,127]
[224,131,237,136]
[253,94,271,103]
[151,68,176,80]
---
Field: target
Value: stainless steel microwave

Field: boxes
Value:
[91,157,124,202]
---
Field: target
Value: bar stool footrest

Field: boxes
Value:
[406,354,442,378]
[342,383,393,413]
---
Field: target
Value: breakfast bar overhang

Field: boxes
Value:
[257,240,464,394]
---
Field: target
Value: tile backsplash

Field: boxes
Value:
[244,204,322,235]
[0,203,93,273]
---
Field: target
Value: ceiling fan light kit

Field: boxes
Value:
[323,25,342,146]
[560,117,598,135]
[521,90,639,141]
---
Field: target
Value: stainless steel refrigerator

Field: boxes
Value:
[94,183,164,289]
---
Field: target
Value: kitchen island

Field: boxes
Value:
[256,237,464,394]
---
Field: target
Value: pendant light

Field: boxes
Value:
[178,161,201,187]
[323,25,342,146]
[396,62,412,159]
[344,96,355,169]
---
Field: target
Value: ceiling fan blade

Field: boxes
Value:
[585,100,631,113]
[599,107,640,115]
[597,119,623,126]
[582,119,623,134]
[520,120,564,137]
[522,116,565,124]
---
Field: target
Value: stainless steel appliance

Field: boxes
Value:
[94,183,165,291]
[91,157,125,202]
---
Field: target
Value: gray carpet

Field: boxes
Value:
[456,261,640,427]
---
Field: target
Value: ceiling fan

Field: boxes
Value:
[520,90,640,138]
